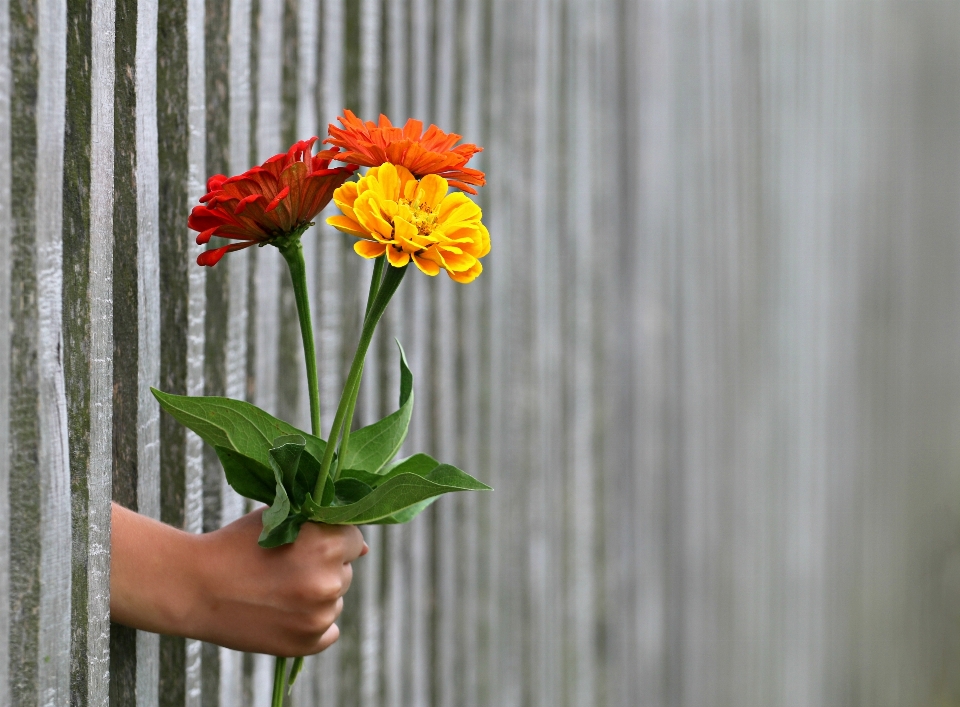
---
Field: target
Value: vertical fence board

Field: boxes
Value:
[36,1,71,705]
[184,0,207,703]
[380,2,406,705]
[456,6,483,707]
[0,0,10,701]
[6,3,960,707]
[8,1,41,705]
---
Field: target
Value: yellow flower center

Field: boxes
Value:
[399,199,437,239]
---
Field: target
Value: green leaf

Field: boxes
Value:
[339,343,413,474]
[338,453,440,488]
[334,478,374,505]
[301,464,491,525]
[151,388,327,471]
[293,448,322,507]
[258,514,305,548]
[259,481,292,546]
[269,435,305,499]
[369,497,438,525]
[214,446,275,505]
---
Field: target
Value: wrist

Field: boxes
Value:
[154,528,209,638]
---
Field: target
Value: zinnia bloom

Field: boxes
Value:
[327,162,490,283]
[189,138,356,266]
[324,110,485,194]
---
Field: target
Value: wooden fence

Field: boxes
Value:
[3,1,960,706]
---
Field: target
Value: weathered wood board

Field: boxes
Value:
[3,1,960,706]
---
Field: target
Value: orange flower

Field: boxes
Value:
[189,138,356,266]
[327,163,489,283]
[324,110,485,194]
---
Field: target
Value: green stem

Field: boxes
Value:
[272,657,287,707]
[313,262,407,499]
[277,238,324,697]
[331,366,362,482]
[332,256,386,482]
[278,239,322,438]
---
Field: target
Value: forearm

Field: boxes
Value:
[110,502,204,637]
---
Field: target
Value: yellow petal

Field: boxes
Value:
[327,214,370,237]
[437,223,479,243]
[438,192,480,223]
[333,182,358,207]
[354,192,394,241]
[477,223,491,258]
[412,252,441,276]
[386,245,410,268]
[448,260,482,283]
[416,174,448,210]
[354,240,387,259]
[435,246,476,272]
[393,217,421,252]
[377,163,401,201]
[397,165,417,195]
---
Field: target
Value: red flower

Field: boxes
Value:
[189,138,357,266]
[323,110,485,194]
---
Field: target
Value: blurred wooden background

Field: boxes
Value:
[2,0,960,705]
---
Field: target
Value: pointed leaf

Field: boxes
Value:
[301,464,490,525]
[151,388,327,471]
[338,453,440,489]
[214,447,275,505]
[338,343,413,474]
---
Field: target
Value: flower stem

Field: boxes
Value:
[272,657,287,707]
[278,239,322,438]
[313,261,406,499]
[332,256,386,481]
[277,238,323,700]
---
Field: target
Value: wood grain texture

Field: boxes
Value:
[6,2,960,706]
[0,0,11,701]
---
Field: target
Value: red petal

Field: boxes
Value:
[206,174,227,192]
[235,194,265,215]
[197,242,252,267]
[265,185,290,213]
[195,227,218,245]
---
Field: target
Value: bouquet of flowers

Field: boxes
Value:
[152,110,491,705]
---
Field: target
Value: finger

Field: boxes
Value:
[340,525,366,563]
[317,623,340,652]
[339,562,354,596]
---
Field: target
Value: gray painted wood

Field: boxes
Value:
[85,1,115,705]
[6,2,960,706]
[35,2,71,705]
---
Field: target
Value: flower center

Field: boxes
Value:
[400,198,438,238]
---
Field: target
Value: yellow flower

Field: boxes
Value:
[326,162,490,283]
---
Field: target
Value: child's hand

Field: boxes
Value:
[110,502,367,656]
